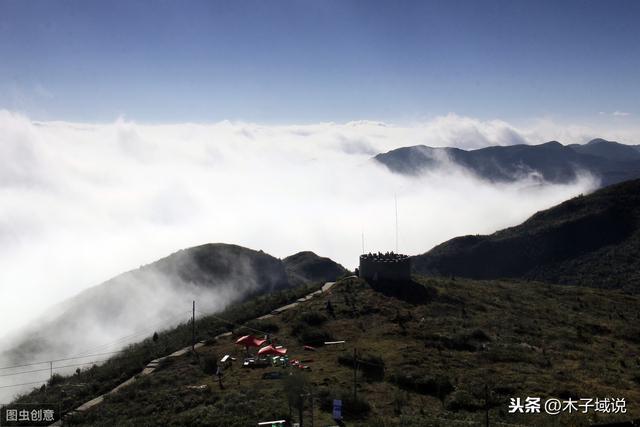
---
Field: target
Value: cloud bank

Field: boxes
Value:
[0,110,608,344]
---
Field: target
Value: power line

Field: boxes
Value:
[0,350,126,371]
[1,294,315,388]
[0,339,189,385]
[72,311,192,356]
[0,334,194,388]
[0,289,329,396]
[0,306,232,391]
[0,310,194,373]
[0,357,126,378]
[194,309,271,337]
[72,311,192,357]
[1,367,52,378]
[0,380,47,390]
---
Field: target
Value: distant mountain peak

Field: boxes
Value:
[283,251,347,286]
[375,138,640,186]
[539,140,563,146]
[586,138,614,145]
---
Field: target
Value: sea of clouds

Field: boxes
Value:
[4,108,632,399]
[0,110,613,341]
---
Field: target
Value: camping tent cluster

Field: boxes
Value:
[235,335,288,355]
[257,344,287,356]
[235,335,267,349]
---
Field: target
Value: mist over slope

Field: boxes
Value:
[0,247,338,365]
[413,179,640,290]
[0,244,344,401]
[375,139,640,187]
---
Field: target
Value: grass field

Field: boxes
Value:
[58,276,640,426]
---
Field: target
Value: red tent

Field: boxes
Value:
[235,335,267,348]
[257,345,287,356]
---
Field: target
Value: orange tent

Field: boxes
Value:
[235,335,267,348]
[257,345,287,356]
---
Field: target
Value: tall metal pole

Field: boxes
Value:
[192,300,195,352]
[310,392,314,427]
[485,384,490,427]
[299,394,304,427]
[300,392,313,427]
[395,194,398,253]
[353,348,357,401]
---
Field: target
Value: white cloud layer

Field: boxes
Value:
[600,111,632,117]
[0,110,624,345]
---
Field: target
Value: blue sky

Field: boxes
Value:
[0,0,639,123]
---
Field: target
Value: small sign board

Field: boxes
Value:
[332,399,342,420]
[257,420,286,427]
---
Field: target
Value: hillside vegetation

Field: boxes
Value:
[35,276,640,427]
[413,179,640,291]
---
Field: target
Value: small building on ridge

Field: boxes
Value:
[359,252,411,283]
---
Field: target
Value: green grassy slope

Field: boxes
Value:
[57,276,640,427]
[413,179,640,291]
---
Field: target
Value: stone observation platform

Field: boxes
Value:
[359,252,411,282]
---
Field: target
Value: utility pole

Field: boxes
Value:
[298,394,304,427]
[50,361,52,380]
[191,300,195,352]
[484,384,489,427]
[310,391,314,427]
[353,348,358,401]
[300,392,313,427]
[361,231,364,253]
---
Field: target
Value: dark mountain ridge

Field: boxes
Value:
[568,138,640,161]
[375,138,640,187]
[412,179,640,290]
[283,250,347,286]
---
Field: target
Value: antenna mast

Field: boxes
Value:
[395,194,398,253]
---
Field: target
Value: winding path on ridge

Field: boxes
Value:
[51,281,337,425]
